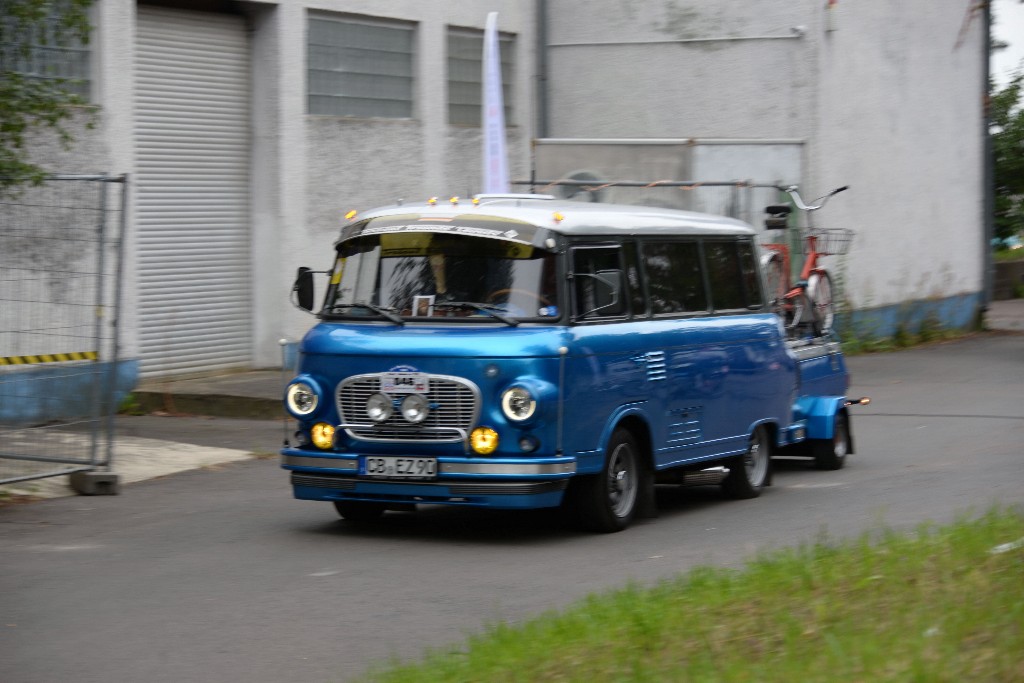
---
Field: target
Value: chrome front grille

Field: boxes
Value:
[336,373,480,442]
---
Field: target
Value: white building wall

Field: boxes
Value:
[15,0,984,375]
[544,0,986,320]
[16,0,535,374]
[813,0,985,311]
[265,0,535,368]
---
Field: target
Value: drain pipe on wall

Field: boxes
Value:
[982,1,994,310]
[535,0,549,139]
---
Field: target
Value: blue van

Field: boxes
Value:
[281,194,855,532]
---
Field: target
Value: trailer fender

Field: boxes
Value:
[794,396,847,440]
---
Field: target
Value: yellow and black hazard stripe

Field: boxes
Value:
[0,351,98,365]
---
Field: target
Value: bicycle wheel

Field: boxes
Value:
[787,290,819,336]
[808,271,835,334]
[762,253,787,318]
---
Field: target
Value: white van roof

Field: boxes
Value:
[338,194,755,246]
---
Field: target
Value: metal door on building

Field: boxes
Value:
[135,5,252,377]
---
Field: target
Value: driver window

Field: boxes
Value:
[572,246,626,319]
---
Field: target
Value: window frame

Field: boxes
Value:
[306,12,416,119]
[446,24,515,126]
[636,236,766,320]
[568,242,633,324]
[0,11,91,100]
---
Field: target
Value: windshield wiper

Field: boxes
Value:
[327,301,404,325]
[439,301,520,327]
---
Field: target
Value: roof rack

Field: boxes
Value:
[472,193,555,202]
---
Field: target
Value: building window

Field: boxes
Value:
[0,13,91,99]
[447,26,514,126]
[307,14,414,118]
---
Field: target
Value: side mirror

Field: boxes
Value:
[293,267,315,312]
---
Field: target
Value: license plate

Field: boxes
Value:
[381,372,429,394]
[361,456,437,479]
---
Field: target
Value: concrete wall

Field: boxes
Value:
[13,0,986,376]
[812,0,986,313]
[544,0,987,325]
[242,0,536,367]
[15,0,534,372]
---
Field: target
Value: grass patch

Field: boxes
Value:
[363,507,1024,682]
[993,248,1024,263]
[840,327,970,355]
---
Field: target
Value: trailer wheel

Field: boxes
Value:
[722,426,771,499]
[813,412,849,471]
[573,428,641,533]
[333,501,386,521]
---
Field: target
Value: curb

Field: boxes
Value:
[133,390,286,420]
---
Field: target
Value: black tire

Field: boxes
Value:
[722,426,772,499]
[808,271,835,334]
[813,411,849,470]
[572,428,642,533]
[333,501,386,521]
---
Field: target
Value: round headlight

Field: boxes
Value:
[366,393,393,423]
[501,386,537,422]
[470,426,499,455]
[286,382,319,416]
[310,422,335,449]
[400,394,430,424]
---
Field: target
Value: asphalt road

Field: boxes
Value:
[1,332,1022,683]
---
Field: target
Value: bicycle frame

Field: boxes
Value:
[762,185,848,337]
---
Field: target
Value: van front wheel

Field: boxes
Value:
[573,428,640,533]
[722,427,772,499]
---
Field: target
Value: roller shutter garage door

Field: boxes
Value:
[135,6,251,376]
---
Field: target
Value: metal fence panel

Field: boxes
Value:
[0,174,128,486]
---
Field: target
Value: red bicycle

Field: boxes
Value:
[762,185,851,337]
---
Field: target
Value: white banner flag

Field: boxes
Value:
[482,12,510,194]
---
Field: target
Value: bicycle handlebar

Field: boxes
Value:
[781,185,848,212]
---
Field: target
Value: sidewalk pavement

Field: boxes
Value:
[3,300,1022,503]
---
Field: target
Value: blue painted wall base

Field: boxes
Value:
[0,360,140,424]
[834,292,982,341]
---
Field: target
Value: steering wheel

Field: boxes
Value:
[486,289,552,307]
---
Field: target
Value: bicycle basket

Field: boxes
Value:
[803,228,854,256]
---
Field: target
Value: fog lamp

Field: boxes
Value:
[366,393,393,423]
[400,393,430,424]
[311,423,335,449]
[470,427,499,455]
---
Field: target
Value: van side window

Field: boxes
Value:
[704,240,763,311]
[642,241,708,315]
[571,246,627,319]
[737,240,764,309]
[623,241,646,316]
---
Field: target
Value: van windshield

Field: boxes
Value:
[324,233,560,321]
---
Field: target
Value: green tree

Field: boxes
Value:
[991,72,1024,241]
[0,0,94,191]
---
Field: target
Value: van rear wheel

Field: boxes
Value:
[722,426,771,499]
[572,428,640,533]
